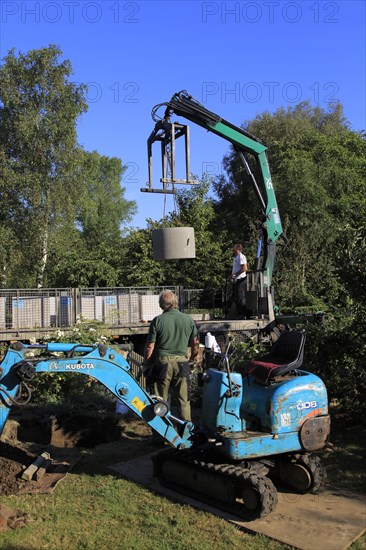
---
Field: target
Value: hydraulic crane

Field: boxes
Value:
[144,90,283,285]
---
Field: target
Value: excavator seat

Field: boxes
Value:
[242,330,306,384]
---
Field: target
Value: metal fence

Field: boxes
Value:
[0,286,180,330]
[77,286,179,326]
[0,276,268,333]
[0,288,74,330]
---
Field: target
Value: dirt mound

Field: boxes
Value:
[0,505,30,531]
[0,442,36,495]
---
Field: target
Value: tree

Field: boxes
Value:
[119,227,164,286]
[0,47,137,289]
[213,102,366,312]
[0,45,87,287]
[77,151,136,248]
[42,151,136,288]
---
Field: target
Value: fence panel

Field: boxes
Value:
[0,288,74,330]
[77,286,179,326]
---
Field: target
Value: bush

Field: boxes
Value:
[304,314,366,424]
[29,317,115,407]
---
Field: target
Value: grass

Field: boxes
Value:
[321,420,366,494]
[0,415,365,550]
[1,474,289,550]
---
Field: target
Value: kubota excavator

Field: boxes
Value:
[0,335,330,519]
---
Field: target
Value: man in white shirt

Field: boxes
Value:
[231,243,247,318]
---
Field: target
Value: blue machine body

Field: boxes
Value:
[201,368,328,460]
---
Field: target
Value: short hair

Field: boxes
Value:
[159,289,178,311]
[233,244,243,252]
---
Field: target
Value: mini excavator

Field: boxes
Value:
[0,335,330,519]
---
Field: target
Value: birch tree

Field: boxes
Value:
[0,45,87,287]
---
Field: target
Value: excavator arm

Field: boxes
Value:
[0,342,194,448]
[146,90,283,283]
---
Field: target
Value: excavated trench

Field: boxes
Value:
[16,411,127,448]
[0,409,130,496]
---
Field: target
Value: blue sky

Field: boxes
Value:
[1,0,365,228]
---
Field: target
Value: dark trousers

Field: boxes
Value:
[152,355,191,421]
[233,278,247,316]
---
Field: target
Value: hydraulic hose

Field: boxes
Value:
[0,382,32,406]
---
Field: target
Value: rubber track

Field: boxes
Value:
[292,453,327,493]
[154,449,278,520]
[274,452,326,493]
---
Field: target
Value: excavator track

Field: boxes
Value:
[153,449,278,520]
[273,453,326,493]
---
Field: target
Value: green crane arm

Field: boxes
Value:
[148,91,283,284]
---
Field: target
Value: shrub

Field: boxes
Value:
[304,314,366,424]
[29,317,115,407]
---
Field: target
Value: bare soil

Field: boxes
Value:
[0,443,36,496]
[0,406,153,496]
[0,428,39,530]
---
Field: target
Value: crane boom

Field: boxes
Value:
[146,90,283,284]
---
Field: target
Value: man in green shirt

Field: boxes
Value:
[143,290,199,421]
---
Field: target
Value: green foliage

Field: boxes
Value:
[78,152,136,244]
[337,223,366,303]
[0,46,136,289]
[120,226,164,286]
[43,150,136,287]
[30,317,113,404]
[303,316,366,423]
[213,102,366,315]
[0,45,88,287]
